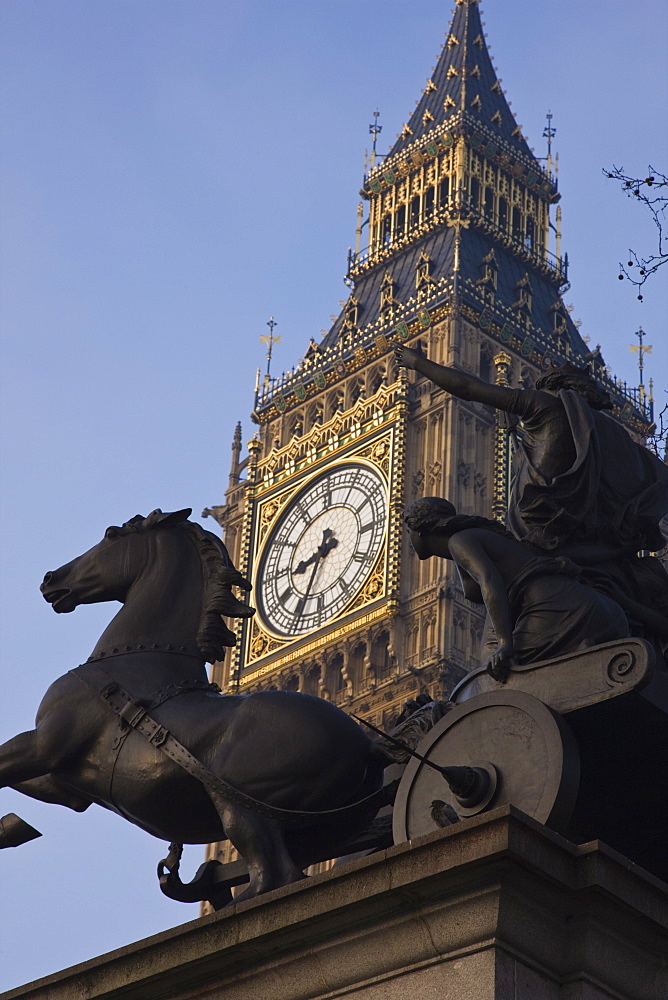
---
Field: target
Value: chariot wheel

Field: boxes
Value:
[392,690,580,844]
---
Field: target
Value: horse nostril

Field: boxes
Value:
[43,572,54,585]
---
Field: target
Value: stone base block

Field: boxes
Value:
[3,807,666,1000]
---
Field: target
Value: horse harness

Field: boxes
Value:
[70,663,397,828]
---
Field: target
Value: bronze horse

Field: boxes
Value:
[0,509,387,900]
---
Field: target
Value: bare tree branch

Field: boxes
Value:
[604,165,667,300]
[646,399,668,461]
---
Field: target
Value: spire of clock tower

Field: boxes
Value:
[310,0,590,377]
[389,0,535,164]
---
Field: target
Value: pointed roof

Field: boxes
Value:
[255,4,651,433]
[389,0,537,167]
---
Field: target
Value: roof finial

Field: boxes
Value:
[630,326,652,406]
[368,109,383,170]
[260,317,281,387]
[543,111,557,174]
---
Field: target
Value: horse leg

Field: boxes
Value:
[0,730,54,787]
[0,773,92,849]
[0,709,85,789]
[11,776,91,812]
[209,793,305,901]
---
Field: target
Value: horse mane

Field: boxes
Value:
[181,520,251,663]
[119,511,253,664]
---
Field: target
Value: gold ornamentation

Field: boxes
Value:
[347,551,387,613]
[253,385,403,494]
[240,602,392,684]
[249,619,284,660]
[357,435,391,477]
[257,487,297,545]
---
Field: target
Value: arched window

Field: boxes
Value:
[406,622,419,661]
[347,379,365,407]
[306,401,323,431]
[409,195,421,229]
[283,674,299,692]
[396,204,406,235]
[525,216,535,250]
[498,196,508,232]
[423,614,436,650]
[327,390,344,419]
[369,366,385,394]
[371,631,391,683]
[479,348,492,383]
[348,642,366,696]
[304,664,321,696]
[382,214,392,246]
[520,365,536,389]
[326,653,345,697]
[288,415,303,439]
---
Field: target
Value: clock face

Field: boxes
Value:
[256,462,387,637]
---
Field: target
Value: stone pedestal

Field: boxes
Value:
[3,807,666,1000]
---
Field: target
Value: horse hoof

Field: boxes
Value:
[234,869,306,903]
[0,813,42,849]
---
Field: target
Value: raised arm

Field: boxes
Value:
[395,343,520,413]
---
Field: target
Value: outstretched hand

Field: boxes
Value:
[486,643,515,683]
[394,343,425,370]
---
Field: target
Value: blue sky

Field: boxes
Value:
[1,0,667,989]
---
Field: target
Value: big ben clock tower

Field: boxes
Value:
[205,0,653,730]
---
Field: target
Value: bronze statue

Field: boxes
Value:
[404,497,630,680]
[0,509,389,901]
[395,345,668,662]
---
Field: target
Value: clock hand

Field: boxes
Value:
[294,529,338,618]
[294,528,338,575]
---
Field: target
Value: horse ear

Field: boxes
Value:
[146,508,192,528]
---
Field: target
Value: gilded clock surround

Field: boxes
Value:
[235,395,406,686]
[255,462,388,639]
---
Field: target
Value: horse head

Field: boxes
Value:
[40,509,254,661]
[40,509,193,614]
